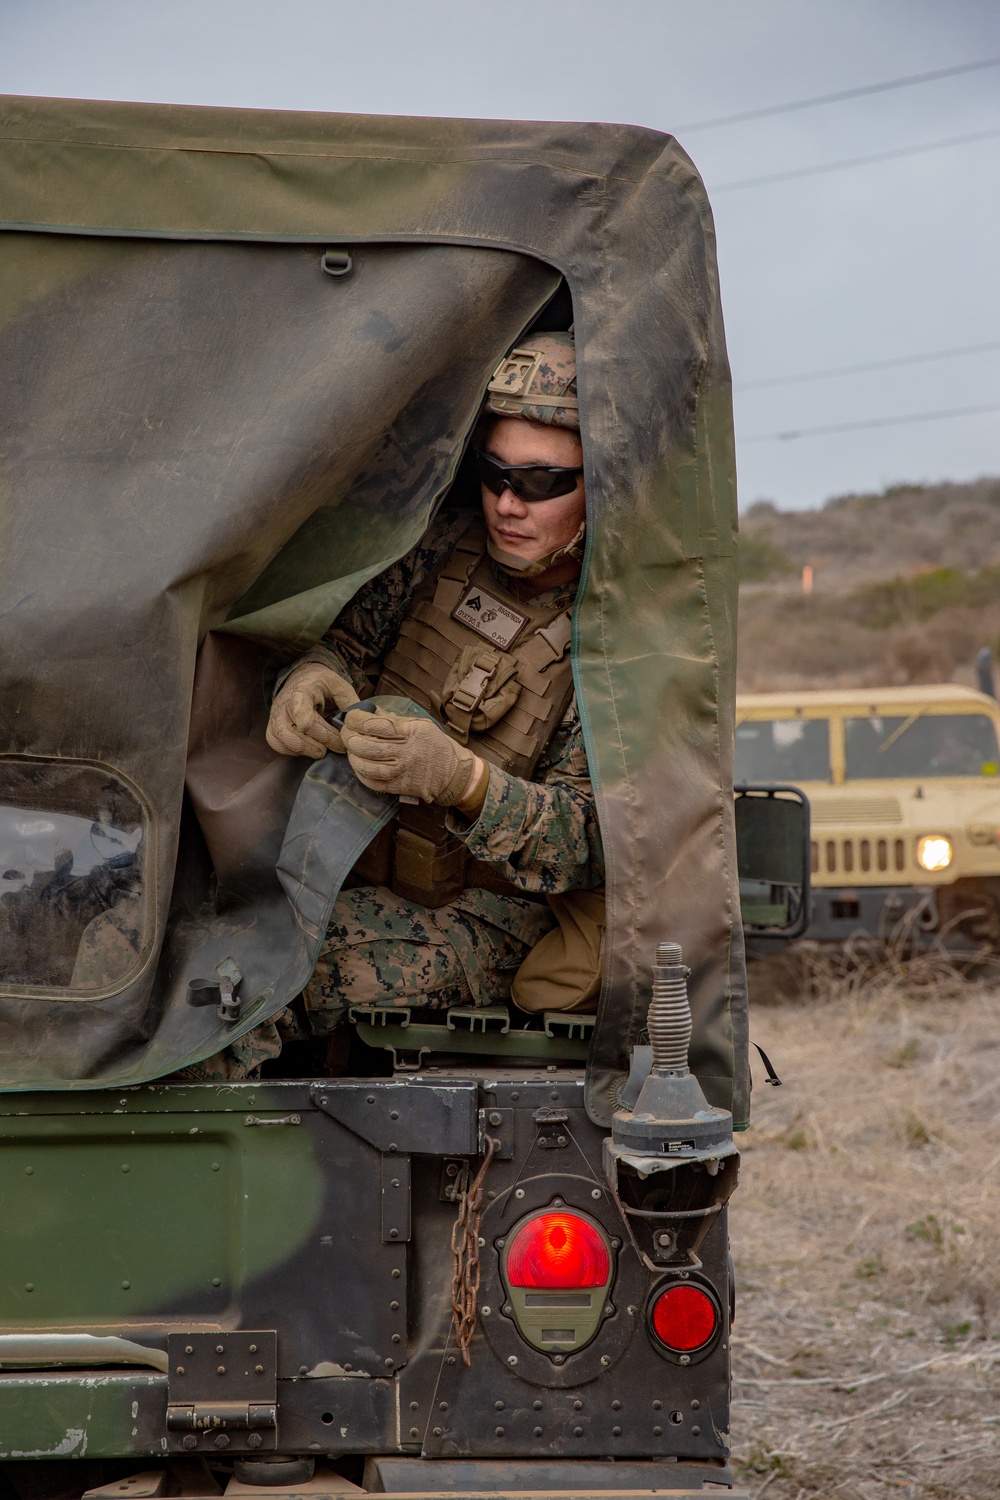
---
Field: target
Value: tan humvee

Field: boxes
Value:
[736,684,1000,946]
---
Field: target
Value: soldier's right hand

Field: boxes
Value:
[266,662,360,759]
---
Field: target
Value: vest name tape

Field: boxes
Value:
[452,586,528,650]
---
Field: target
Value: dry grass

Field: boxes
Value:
[731,951,1000,1498]
[737,592,1000,694]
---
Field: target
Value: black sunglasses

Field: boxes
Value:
[474,449,583,503]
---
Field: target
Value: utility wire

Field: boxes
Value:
[677,57,1000,132]
[713,126,1000,192]
[737,340,1000,391]
[741,402,1000,444]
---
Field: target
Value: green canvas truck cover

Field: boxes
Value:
[0,94,745,1126]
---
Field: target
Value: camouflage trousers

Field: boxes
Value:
[178,884,553,1082]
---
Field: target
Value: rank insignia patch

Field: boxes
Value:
[452,586,528,649]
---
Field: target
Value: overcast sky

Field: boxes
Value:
[2,0,998,511]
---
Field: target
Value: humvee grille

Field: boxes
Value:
[812,837,909,876]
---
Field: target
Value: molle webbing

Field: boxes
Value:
[377,518,576,781]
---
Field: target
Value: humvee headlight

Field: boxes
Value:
[916,835,953,872]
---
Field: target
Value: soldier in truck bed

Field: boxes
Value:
[186,334,603,1079]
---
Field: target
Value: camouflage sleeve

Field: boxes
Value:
[447,698,604,893]
[277,509,470,697]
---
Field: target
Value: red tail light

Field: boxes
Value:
[506,1211,611,1289]
[650,1284,718,1351]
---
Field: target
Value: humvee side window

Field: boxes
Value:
[845,713,1000,779]
[734,718,831,782]
[0,761,149,995]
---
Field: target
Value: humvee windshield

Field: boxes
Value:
[0,762,146,992]
[735,718,832,783]
[845,713,1000,779]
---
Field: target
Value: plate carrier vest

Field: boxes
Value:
[354,515,577,907]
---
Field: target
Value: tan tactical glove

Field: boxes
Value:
[343,708,488,810]
[266,662,360,760]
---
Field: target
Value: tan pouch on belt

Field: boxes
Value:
[511,889,605,1014]
[392,803,467,908]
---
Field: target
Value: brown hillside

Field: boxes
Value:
[738,476,1000,692]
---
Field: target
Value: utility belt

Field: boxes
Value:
[348,801,548,909]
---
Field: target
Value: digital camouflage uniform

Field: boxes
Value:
[181,336,601,1082]
[181,512,602,1081]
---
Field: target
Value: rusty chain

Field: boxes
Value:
[450,1133,497,1366]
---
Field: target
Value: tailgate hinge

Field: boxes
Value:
[166,1332,277,1454]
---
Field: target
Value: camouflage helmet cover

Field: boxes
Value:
[483,330,579,431]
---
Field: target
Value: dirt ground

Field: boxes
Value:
[729,949,1000,1499]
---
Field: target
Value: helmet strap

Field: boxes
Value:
[488,521,586,580]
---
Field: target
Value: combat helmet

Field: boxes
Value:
[483,330,579,431]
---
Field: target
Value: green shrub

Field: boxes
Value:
[739,528,795,583]
[848,562,1000,629]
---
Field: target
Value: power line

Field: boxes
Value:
[713,126,1000,192]
[736,340,1000,391]
[741,402,1000,444]
[677,57,1000,132]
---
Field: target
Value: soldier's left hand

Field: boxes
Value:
[343,709,485,808]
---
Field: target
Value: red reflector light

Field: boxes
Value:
[506,1212,610,1289]
[650,1285,717,1351]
